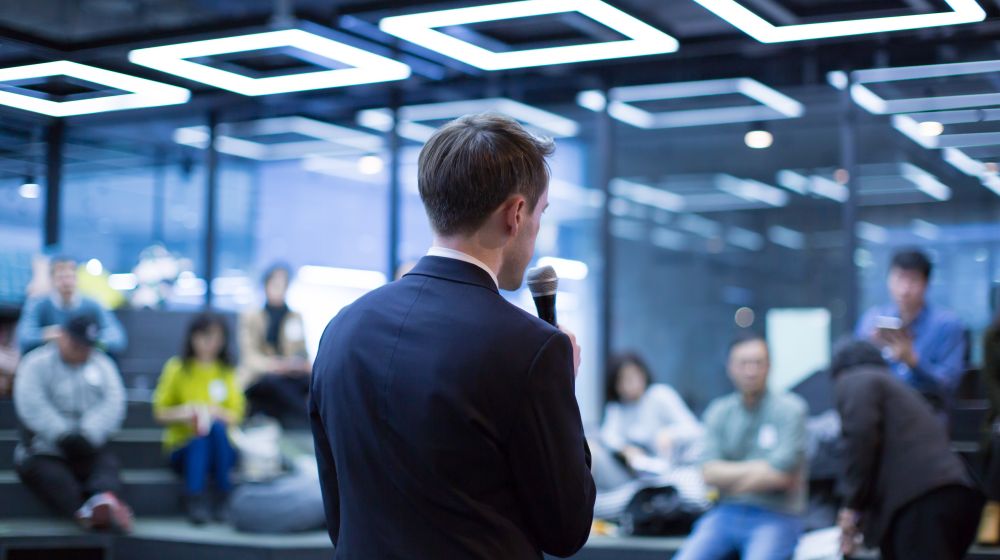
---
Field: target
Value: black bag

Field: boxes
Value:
[619,485,703,537]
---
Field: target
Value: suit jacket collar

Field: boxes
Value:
[406,256,500,294]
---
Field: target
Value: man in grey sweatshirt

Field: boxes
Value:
[14,313,133,532]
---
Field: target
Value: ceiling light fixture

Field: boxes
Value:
[691,0,985,43]
[829,58,1000,115]
[174,116,382,160]
[0,61,189,117]
[130,29,411,95]
[18,179,40,199]
[744,125,774,149]
[358,97,578,142]
[893,109,1000,149]
[577,78,803,129]
[379,0,678,71]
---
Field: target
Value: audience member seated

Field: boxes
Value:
[593,352,702,491]
[15,255,127,356]
[13,313,133,532]
[0,320,18,398]
[153,313,246,525]
[855,249,965,412]
[675,331,808,560]
[832,338,983,560]
[239,264,310,429]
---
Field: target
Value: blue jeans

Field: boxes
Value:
[170,421,237,496]
[674,503,802,560]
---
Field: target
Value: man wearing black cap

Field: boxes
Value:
[13,313,133,532]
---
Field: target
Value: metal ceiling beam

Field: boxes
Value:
[746,0,798,26]
[902,0,935,10]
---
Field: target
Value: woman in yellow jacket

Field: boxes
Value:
[153,314,245,525]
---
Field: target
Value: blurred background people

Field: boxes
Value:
[856,249,966,412]
[0,320,17,398]
[675,331,808,560]
[15,255,127,356]
[13,313,132,532]
[154,313,245,525]
[981,310,1000,543]
[832,338,982,560]
[239,264,310,429]
[594,352,702,489]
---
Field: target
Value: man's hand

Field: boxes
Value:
[209,405,237,426]
[838,508,862,556]
[559,325,581,376]
[879,329,919,367]
[271,357,311,376]
[58,432,97,459]
[621,445,648,469]
[43,326,62,342]
[654,428,675,458]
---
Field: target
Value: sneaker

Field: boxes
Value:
[101,492,134,534]
[75,492,133,533]
[185,494,211,526]
[74,494,112,531]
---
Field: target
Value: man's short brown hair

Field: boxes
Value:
[418,113,555,236]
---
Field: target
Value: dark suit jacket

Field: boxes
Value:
[835,364,973,546]
[310,256,596,559]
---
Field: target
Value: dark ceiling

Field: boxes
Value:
[0,0,998,223]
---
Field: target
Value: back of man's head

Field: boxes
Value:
[418,113,555,237]
[829,338,887,378]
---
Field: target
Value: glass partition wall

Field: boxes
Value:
[1,18,999,425]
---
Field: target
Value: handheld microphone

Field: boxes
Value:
[526,265,559,327]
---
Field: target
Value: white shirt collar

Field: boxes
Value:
[426,247,499,289]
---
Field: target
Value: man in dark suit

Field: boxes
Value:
[833,339,983,560]
[310,113,596,559]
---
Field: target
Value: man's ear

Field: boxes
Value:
[503,196,527,235]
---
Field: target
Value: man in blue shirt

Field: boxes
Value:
[855,249,966,410]
[16,256,127,356]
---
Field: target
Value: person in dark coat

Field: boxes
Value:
[309,113,595,559]
[833,338,983,560]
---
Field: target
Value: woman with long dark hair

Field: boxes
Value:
[591,353,702,494]
[153,313,245,525]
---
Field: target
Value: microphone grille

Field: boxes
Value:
[526,265,558,297]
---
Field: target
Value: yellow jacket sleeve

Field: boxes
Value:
[152,358,181,414]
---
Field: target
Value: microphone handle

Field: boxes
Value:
[533,294,557,327]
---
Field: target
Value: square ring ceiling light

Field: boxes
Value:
[829,59,1000,114]
[129,29,411,96]
[943,148,1000,197]
[378,0,679,71]
[577,78,803,129]
[691,0,985,43]
[173,116,382,160]
[0,61,190,117]
[893,109,1000,149]
[357,97,579,142]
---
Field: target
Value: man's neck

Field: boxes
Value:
[56,292,76,307]
[898,302,925,324]
[433,237,502,279]
[741,390,766,409]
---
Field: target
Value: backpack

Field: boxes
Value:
[619,485,703,537]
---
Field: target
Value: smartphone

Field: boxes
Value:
[874,316,903,332]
